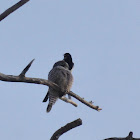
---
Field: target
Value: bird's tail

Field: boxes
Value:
[46,91,58,113]
[47,103,53,112]
[42,91,49,102]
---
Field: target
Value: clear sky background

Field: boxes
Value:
[0,0,140,140]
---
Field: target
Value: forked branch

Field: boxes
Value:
[0,60,102,111]
[19,59,35,77]
[50,118,82,140]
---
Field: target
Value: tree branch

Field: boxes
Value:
[0,0,29,22]
[0,72,76,107]
[69,91,102,111]
[19,59,35,77]
[50,118,82,140]
[0,60,102,111]
[104,132,140,140]
[60,96,77,107]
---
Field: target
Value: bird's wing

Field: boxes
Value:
[48,66,73,93]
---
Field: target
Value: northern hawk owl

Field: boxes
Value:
[43,53,73,112]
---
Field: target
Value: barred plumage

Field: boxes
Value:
[42,56,73,113]
[47,90,58,112]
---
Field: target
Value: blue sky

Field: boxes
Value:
[0,0,140,140]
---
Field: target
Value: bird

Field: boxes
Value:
[42,53,74,103]
[42,54,73,112]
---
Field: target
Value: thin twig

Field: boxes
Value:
[60,96,77,107]
[50,118,82,140]
[0,60,102,111]
[0,0,29,22]
[69,91,102,111]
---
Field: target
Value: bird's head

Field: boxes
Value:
[128,132,133,138]
[63,53,74,70]
[64,53,72,61]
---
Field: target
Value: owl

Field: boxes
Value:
[43,54,73,112]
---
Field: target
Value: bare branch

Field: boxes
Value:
[104,132,140,140]
[60,96,77,107]
[50,118,82,140]
[0,0,29,22]
[69,91,102,111]
[0,72,77,107]
[19,59,35,77]
[0,60,102,111]
[0,72,56,87]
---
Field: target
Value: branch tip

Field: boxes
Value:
[68,91,101,111]
[19,59,35,77]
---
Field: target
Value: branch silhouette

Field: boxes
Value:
[0,0,29,22]
[50,118,82,140]
[0,60,102,111]
[104,132,140,140]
